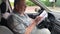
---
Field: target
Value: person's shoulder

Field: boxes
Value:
[7,13,19,21]
[7,13,16,19]
[24,13,29,17]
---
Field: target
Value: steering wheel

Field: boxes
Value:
[36,9,49,28]
[37,9,55,30]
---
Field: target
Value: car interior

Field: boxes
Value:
[0,0,60,34]
[0,0,13,34]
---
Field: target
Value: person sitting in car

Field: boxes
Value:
[7,0,51,34]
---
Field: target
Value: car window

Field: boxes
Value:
[9,0,60,13]
[9,0,41,13]
[0,0,2,4]
[40,0,60,12]
[0,0,2,21]
[9,0,14,9]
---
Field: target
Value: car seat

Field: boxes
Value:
[0,26,13,34]
[0,0,13,34]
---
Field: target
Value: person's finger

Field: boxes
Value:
[35,16,43,23]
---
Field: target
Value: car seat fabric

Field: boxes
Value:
[0,26,13,34]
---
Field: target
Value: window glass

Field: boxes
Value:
[9,0,40,13]
[0,0,2,4]
[40,0,60,12]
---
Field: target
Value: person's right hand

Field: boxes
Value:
[34,16,42,24]
[25,16,42,34]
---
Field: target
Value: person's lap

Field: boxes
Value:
[35,28,51,34]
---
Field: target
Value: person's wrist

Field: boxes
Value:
[33,20,37,24]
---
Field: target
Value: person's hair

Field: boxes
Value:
[14,0,19,7]
[14,0,26,12]
[14,0,25,7]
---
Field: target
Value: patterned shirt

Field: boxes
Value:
[7,11,37,34]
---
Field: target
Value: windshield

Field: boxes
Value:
[40,0,60,12]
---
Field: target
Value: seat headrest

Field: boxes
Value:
[1,2,6,13]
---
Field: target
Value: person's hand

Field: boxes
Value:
[25,16,42,34]
[34,16,42,24]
